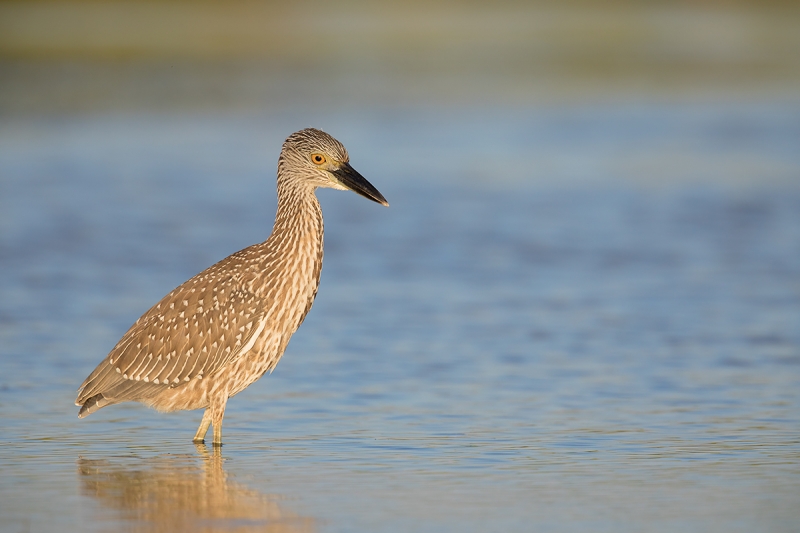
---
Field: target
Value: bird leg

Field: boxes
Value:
[193,408,212,444]
[193,395,227,446]
[210,396,227,447]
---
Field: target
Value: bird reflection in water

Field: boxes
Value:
[77,445,314,532]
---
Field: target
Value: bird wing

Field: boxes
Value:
[76,284,268,404]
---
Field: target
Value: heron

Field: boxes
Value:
[76,128,388,446]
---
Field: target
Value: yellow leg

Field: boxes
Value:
[212,423,223,446]
[210,396,227,447]
[211,410,225,447]
[193,409,212,444]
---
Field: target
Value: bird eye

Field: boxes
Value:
[311,154,326,165]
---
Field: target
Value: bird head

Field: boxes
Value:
[280,128,389,206]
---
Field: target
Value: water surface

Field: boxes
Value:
[1,105,799,532]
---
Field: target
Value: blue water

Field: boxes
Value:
[1,104,799,532]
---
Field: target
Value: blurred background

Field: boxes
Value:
[2,0,800,112]
[1,1,799,532]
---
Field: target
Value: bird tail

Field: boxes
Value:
[77,394,112,418]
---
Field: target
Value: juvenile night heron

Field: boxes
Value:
[76,128,388,446]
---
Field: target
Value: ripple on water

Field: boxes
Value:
[1,106,799,532]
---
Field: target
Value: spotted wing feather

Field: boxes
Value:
[76,282,266,405]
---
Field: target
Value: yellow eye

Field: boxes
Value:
[311,154,326,165]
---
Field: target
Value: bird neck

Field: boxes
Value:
[269,180,324,258]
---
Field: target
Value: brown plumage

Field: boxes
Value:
[76,128,388,446]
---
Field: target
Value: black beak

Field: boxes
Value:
[332,163,389,206]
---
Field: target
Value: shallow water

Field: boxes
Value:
[1,104,799,532]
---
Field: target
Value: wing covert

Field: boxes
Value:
[78,286,268,402]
